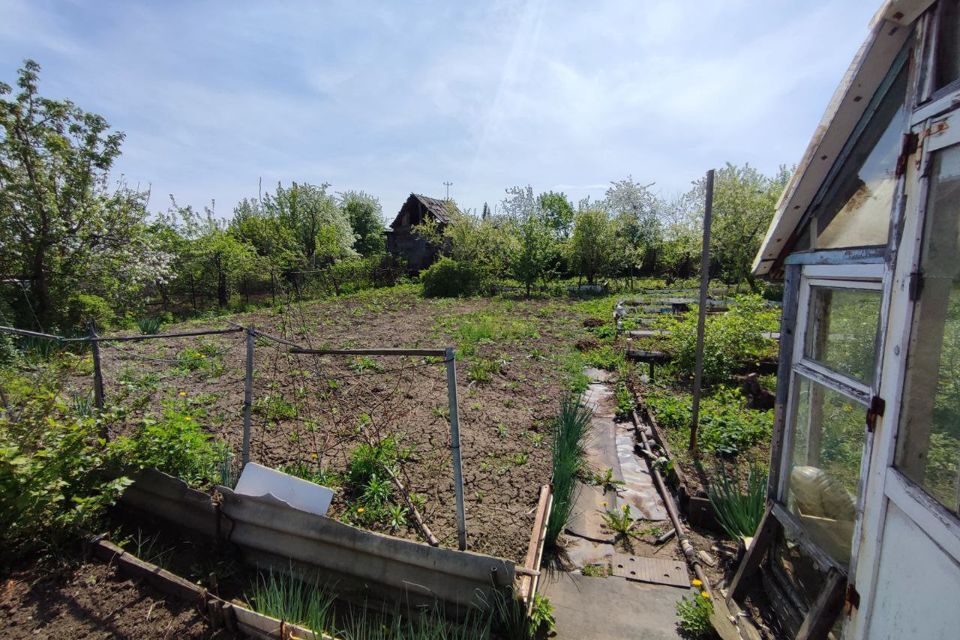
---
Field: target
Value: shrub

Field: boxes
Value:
[661,294,778,384]
[66,293,114,331]
[421,257,484,298]
[546,395,592,547]
[0,370,131,559]
[645,387,772,458]
[346,436,404,487]
[110,400,230,487]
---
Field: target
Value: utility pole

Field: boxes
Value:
[443,181,453,201]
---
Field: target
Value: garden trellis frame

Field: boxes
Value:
[0,323,470,551]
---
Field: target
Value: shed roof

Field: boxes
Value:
[389,194,456,229]
[752,0,931,277]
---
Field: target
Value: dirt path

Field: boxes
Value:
[542,368,686,639]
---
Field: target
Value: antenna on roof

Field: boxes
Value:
[443,181,453,201]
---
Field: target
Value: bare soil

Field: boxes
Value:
[0,555,232,639]
[71,288,602,563]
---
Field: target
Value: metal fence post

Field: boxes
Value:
[88,321,105,412]
[242,326,255,468]
[445,347,467,551]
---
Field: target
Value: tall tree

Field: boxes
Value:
[340,190,385,256]
[262,182,355,267]
[679,163,789,291]
[568,209,614,285]
[537,191,575,239]
[0,60,169,329]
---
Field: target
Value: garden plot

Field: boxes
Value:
[85,287,602,562]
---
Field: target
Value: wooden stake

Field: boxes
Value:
[689,169,715,454]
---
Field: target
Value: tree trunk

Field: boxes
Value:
[218,270,228,308]
[31,246,50,329]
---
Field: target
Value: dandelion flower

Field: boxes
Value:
[357,507,365,514]
[691,579,702,587]
[185,416,192,421]
[700,591,710,599]
[178,391,187,397]
[600,501,608,507]
[310,453,318,459]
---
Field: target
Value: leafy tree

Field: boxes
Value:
[538,191,575,239]
[510,213,557,297]
[679,163,789,291]
[0,60,170,329]
[568,209,614,285]
[161,202,258,309]
[603,177,662,279]
[340,190,385,256]
[415,207,516,290]
[262,182,355,267]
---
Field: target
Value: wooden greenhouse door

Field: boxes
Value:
[852,107,960,639]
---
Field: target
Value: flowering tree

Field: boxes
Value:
[0,60,170,329]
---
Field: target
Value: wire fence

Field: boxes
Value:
[0,315,468,549]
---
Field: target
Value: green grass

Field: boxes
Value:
[253,394,299,421]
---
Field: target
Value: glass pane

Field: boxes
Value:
[786,375,866,565]
[804,286,882,385]
[896,145,960,515]
[936,0,960,91]
[815,65,908,249]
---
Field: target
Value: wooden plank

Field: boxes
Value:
[783,248,887,266]
[291,347,448,357]
[519,485,551,605]
[768,263,801,500]
[772,502,846,575]
[728,504,778,603]
[795,569,845,640]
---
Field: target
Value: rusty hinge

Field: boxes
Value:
[909,270,924,301]
[844,583,861,615]
[896,131,919,177]
[866,395,885,433]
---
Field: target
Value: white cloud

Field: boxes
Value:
[0,0,880,217]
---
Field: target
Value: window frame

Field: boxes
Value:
[775,263,885,571]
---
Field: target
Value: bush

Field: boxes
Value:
[661,294,778,384]
[110,400,230,487]
[66,293,114,331]
[646,387,772,458]
[421,257,484,298]
[0,369,131,560]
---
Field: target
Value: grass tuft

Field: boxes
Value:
[545,394,592,548]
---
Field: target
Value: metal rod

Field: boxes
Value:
[88,322,105,415]
[0,325,63,341]
[633,409,712,597]
[292,347,448,357]
[83,327,244,343]
[689,168,715,454]
[445,347,467,551]
[242,327,255,468]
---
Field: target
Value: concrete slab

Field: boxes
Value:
[566,483,616,543]
[564,535,616,569]
[540,570,685,640]
[584,367,615,383]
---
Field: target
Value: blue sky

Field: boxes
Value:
[0,0,879,220]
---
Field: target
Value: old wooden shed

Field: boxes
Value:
[729,2,960,638]
[385,194,456,271]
